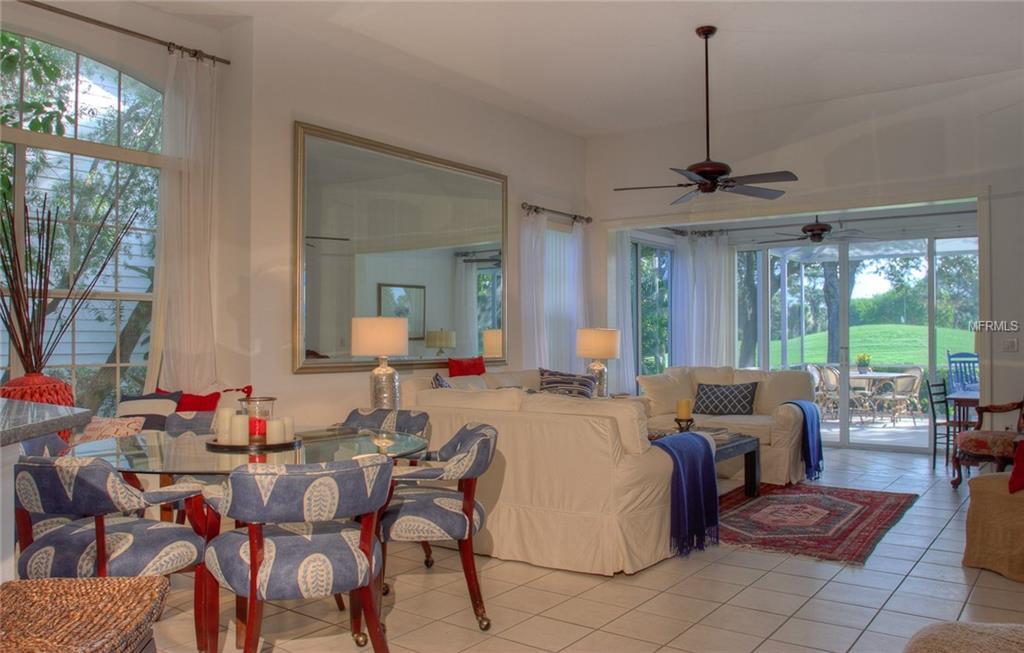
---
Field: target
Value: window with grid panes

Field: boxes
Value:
[1,31,162,416]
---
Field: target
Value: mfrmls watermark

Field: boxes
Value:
[969,320,1021,332]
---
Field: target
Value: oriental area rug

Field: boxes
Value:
[718,483,918,564]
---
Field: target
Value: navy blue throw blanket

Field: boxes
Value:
[652,433,719,555]
[785,400,824,480]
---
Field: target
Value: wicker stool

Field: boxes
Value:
[0,576,168,653]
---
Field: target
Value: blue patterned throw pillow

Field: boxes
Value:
[539,368,597,399]
[431,373,452,389]
[117,391,181,430]
[693,382,758,416]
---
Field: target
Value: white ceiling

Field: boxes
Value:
[144,2,1023,136]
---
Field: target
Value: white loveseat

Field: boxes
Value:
[400,371,674,575]
[638,366,815,486]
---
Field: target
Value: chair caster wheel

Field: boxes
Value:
[478,616,491,631]
[353,632,368,647]
[424,558,434,568]
[382,582,391,595]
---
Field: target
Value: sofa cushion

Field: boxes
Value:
[416,387,523,411]
[484,369,541,391]
[690,366,735,387]
[693,382,758,416]
[694,414,774,443]
[449,375,488,391]
[761,370,815,408]
[117,391,180,430]
[636,372,691,416]
[522,392,648,454]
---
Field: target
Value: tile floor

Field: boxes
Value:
[156,449,1024,653]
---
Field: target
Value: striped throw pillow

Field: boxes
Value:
[539,368,597,399]
[117,391,181,430]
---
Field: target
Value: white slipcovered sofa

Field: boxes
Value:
[401,370,674,574]
[638,366,815,486]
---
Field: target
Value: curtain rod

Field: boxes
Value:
[521,202,593,224]
[17,0,232,65]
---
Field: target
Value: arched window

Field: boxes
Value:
[1,30,164,416]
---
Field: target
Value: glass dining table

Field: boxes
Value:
[66,425,429,476]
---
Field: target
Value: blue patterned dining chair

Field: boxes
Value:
[342,408,430,437]
[376,423,498,632]
[200,455,394,653]
[13,456,209,649]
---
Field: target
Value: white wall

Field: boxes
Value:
[586,69,1024,421]
[241,17,586,424]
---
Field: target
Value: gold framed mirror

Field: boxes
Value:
[293,122,508,373]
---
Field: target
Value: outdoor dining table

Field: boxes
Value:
[848,371,916,418]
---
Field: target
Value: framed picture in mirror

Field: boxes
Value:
[378,283,426,340]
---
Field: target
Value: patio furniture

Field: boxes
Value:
[820,365,841,419]
[874,366,924,425]
[13,456,207,649]
[926,380,962,469]
[0,576,168,653]
[950,395,1024,488]
[201,456,394,653]
[378,423,498,633]
[947,351,980,393]
[806,364,829,416]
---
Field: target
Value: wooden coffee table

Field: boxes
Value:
[714,433,761,497]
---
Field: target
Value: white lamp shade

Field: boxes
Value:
[351,317,408,357]
[576,328,620,360]
[425,329,456,349]
[482,329,503,358]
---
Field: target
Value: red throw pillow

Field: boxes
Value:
[157,387,222,412]
[448,356,486,377]
[1009,443,1024,494]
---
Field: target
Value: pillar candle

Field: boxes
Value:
[676,398,693,419]
[214,407,235,435]
[266,418,285,445]
[229,414,249,444]
[282,416,295,441]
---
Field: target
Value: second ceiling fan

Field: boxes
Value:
[615,25,798,205]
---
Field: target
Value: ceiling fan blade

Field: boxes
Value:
[671,189,700,206]
[614,183,692,191]
[774,232,804,238]
[670,168,708,184]
[757,236,810,245]
[831,234,881,242]
[725,170,798,185]
[722,185,786,200]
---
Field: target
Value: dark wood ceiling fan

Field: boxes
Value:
[756,216,878,244]
[614,25,798,205]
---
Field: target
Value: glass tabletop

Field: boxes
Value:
[66,426,428,475]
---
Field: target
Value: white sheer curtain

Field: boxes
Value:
[610,231,637,393]
[453,257,478,356]
[672,232,732,366]
[519,212,548,368]
[544,223,588,372]
[145,54,219,392]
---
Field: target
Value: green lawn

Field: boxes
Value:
[767,324,974,368]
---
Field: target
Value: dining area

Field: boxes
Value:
[1,402,498,653]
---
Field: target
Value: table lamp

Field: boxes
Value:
[576,328,620,398]
[482,329,503,358]
[425,329,456,356]
[351,317,408,409]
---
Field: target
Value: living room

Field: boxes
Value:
[0,2,1022,653]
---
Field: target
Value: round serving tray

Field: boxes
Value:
[205,438,303,454]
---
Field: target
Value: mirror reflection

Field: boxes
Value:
[295,123,506,372]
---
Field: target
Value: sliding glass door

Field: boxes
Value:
[631,242,673,375]
[739,232,979,451]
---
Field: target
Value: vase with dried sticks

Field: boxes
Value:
[0,195,138,438]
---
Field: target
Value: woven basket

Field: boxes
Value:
[0,576,168,653]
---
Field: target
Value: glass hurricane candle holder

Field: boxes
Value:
[239,396,276,444]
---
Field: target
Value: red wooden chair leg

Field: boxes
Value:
[243,595,263,653]
[334,593,346,611]
[349,589,366,647]
[457,537,490,630]
[194,564,207,652]
[419,541,434,568]
[951,453,963,488]
[235,596,247,648]
[205,567,220,653]
[357,582,390,653]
